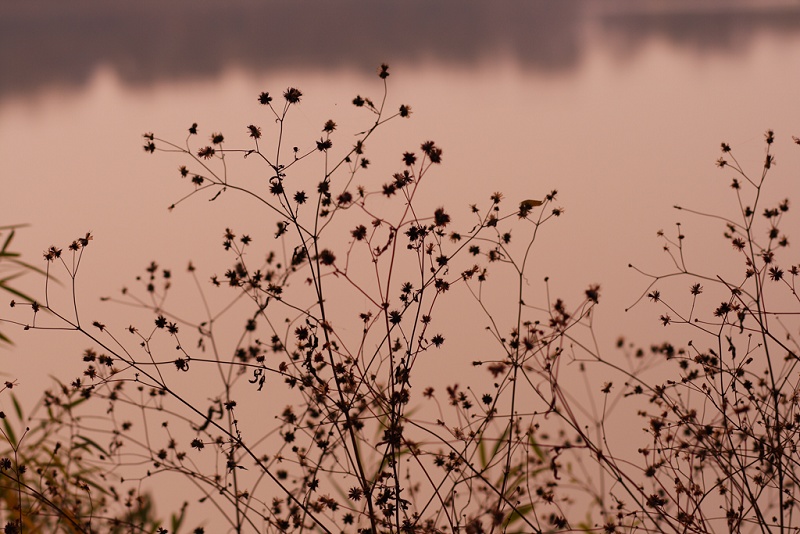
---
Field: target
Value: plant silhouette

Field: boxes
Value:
[2,67,800,533]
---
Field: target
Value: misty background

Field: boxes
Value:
[4,0,800,101]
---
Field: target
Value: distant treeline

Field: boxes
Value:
[2,0,799,99]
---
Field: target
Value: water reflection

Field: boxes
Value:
[595,3,800,55]
[3,0,800,100]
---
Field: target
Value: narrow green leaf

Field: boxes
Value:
[63,396,88,411]
[0,283,36,304]
[491,424,511,460]
[79,475,113,496]
[528,431,546,462]
[0,229,14,255]
[0,272,25,284]
[10,393,23,421]
[504,503,534,526]
[171,505,187,533]
[74,434,110,456]
[9,258,49,277]
[2,419,17,446]
[478,431,487,469]
[500,470,526,498]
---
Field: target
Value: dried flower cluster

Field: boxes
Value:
[3,67,800,534]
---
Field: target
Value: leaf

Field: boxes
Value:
[63,395,88,410]
[499,467,526,497]
[0,229,15,255]
[2,418,17,446]
[78,474,113,496]
[74,434,110,456]
[491,424,511,461]
[8,258,50,277]
[0,224,28,232]
[528,431,546,462]
[0,273,24,284]
[10,393,23,421]
[0,281,37,304]
[478,431,487,469]
[171,504,187,533]
[504,503,534,526]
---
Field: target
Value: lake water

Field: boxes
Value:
[2,0,800,528]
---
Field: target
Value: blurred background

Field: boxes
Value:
[2,0,800,526]
[3,0,800,428]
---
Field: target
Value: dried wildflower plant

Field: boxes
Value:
[3,65,590,533]
[616,131,800,532]
[4,62,799,534]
